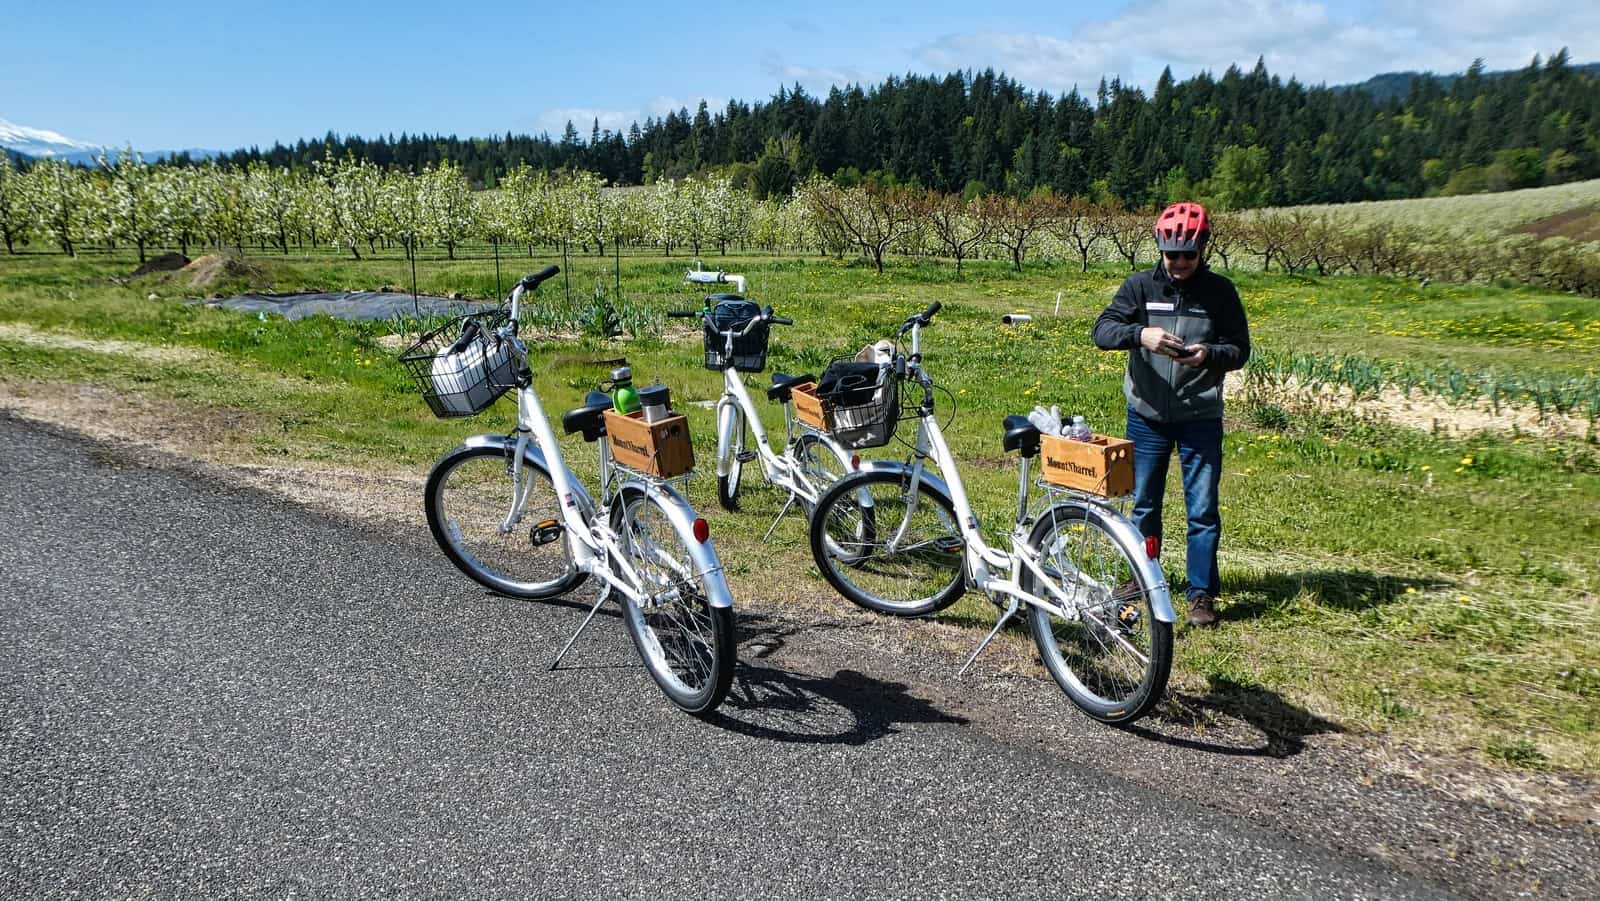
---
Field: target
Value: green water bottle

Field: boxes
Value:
[611,366,641,415]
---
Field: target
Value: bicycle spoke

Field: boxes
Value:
[428,447,580,597]
[811,472,964,616]
[1031,509,1161,710]
[620,495,721,695]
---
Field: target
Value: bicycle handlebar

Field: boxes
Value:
[685,269,748,294]
[520,265,559,290]
[669,306,791,331]
[899,301,942,337]
[505,264,560,337]
[446,317,483,355]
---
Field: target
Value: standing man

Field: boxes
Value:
[1092,203,1250,628]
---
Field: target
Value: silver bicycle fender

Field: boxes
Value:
[715,397,740,478]
[633,481,734,610]
[853,459,955,505]
[459,433,597,521]
[1042,501,1176,624]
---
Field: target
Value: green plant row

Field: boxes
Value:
[1247,349,1600,421]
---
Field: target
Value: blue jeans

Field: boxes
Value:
[1125,408,1223,600]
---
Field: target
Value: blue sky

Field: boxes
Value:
[3,0,1594,151]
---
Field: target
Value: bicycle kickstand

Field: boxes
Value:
[957,596,1021,677]
[548,580,614,670]
[761,494,798,543]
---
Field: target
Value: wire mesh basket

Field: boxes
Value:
[398,311,517,418]
[702,297,769,372]
[817,355,900,449]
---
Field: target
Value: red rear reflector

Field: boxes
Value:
[693,518,710,543]
[851,454,861,471]
[1145,536,1159,560]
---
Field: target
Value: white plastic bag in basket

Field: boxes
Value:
[430,339,492,415]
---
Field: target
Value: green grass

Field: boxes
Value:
[3,244,1598,773]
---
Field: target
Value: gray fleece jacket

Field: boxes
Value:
[1092,263,1250,423]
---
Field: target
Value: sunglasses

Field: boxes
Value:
[1163,250,1198,261]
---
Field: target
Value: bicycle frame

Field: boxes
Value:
[714,369,848,509]
[864,319,1173,630]
[487,283,731,612]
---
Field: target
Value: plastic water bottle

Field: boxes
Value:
[611,367,641,415]
[1068,415,1091,441]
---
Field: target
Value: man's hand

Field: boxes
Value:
[1173,344,1209,367]
[1140,327,1187,357]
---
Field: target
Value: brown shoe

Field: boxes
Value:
[1187,593,1218,628]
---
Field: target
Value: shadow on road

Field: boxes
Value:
[1132,674,1343,758]
[704,616,969,745]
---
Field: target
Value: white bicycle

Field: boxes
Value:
[402,266,736,715]
[805,302,1175,724]
[670,271,855,540]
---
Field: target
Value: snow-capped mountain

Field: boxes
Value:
[0,118,103,160]
[0,118,218,165]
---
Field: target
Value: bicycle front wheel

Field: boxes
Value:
[1023,503,1172,725]
[425,443,587,599]
[808,469,965,617]
[610,486,736,714]
[716,406,747,512]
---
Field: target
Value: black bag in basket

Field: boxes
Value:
[703,297,769,372]
[817,361,884,406]
[818,358,898,448]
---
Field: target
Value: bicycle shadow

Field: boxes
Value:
[1218,569,1448,622]
[704,618,969,745]
[1130,674,1343,759]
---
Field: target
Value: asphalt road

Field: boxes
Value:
[0,415,1466,898]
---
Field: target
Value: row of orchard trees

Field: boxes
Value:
[0,151,772,263]
[3,151,1596,294]
[793,180,1600,294]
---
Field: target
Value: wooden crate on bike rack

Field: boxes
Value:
[604,409,696,478]
[1040,433,1135,498]
[790,380,829,430]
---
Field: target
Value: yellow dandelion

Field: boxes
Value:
[1420,465,1431,472]
[1460,456,1473,465]
[1405,586,1418,594]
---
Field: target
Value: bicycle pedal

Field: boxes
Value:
[1115,603,1141,628]
[736,450,758,463]
[931,536,965,555]
[529,519,564,547]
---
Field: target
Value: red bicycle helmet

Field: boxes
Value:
[1154,202,1210,252]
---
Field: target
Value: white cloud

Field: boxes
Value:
[913,0,1599,95]
[644,95,728,118]
[535,108,638,139]
[775,63,881,90]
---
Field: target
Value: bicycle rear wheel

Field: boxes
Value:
[1023,503,1171,725]
[610,486,736,714]
[790,431,849,518]
[808,469,965,617]
[425,443,586,599]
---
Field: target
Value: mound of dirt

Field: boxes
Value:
[1517,205,1600,243]
[181,254,271,290]
[130,252,189,277]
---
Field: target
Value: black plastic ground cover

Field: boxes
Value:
[189,292,498,322]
